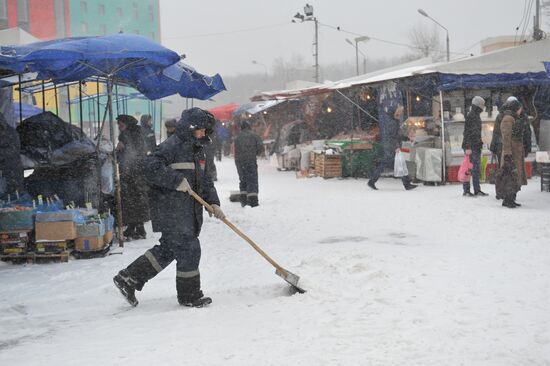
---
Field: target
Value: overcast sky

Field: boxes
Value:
[159,0,534,78]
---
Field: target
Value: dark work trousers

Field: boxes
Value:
[149,231,201,275]
[463,149,481,194]
[370,151,411,186]
[235,159,259,197]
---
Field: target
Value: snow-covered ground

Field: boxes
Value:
[1,158,549,366]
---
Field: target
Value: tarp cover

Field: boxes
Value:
[16,111,91,166]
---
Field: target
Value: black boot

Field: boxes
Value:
[134,223,146,240]
[367,179,378,190]
[177,274,212,308]
[113,269,140,307]
[502,197,516,208]
[247,194,259,207]
[512,193,521,207]
[404,183,418,191]
[239,193,248,207]
[123,224,136,241]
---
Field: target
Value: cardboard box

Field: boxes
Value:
[75,236,105,252]
[103,230,113,244]
[35,221,77,241]
[77,221,105,237]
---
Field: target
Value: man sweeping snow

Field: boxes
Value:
[113,108,225,308]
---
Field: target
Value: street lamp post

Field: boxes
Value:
[292,3,319,83]
[345,36,369,75]
[417,8,450,62]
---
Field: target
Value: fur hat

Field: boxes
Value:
[116,114,138,126]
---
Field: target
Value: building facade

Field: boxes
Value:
[0,0,160,40]
[1,0,163,137]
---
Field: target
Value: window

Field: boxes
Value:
[150,32,155,40]
[148,4,154,21]
[132,3,138,19]
[98,4,105,15]
[54,0,66,37]
[100,24,106,35]
[116,7,122,16]
[81,22,88,33]
[16,0,29,31]
[0,0,7,28]
[80,1,87,12]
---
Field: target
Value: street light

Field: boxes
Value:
[251,60,267,80]
[418,8,450,62]
[292,3,319,83]
[345,36,369,75]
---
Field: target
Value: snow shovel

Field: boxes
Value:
[188,189,306,294]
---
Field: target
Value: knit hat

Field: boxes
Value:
[164,118,177,128]
[471,96,485,109]
[506,96,518,103]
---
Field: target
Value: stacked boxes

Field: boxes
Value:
[75,218,106,252]
[0,231,30,255]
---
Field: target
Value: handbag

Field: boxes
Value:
[486,155,497,185]
[393,151,409,177]
[457,154,473,183]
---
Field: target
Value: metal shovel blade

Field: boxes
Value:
[275,269,306,294]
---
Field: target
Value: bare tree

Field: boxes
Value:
[407,23,443,60]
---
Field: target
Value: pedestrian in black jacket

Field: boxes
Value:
[140,114,157,154]
[113,108,224,308]
[116,115,150,240]
[0,113,23,197]
[234,120,264,207]
[462,96,488,197]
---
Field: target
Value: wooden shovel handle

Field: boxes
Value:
[188,189,288,277]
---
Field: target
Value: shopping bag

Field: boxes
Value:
[486,155,497,185]
[394,151,409,177]
[457,154,473,183]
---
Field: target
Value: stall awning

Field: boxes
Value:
[208,103,239,121]
[232,100,285,116]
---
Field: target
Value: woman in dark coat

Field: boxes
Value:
[116,115,150,239]
[498,100,526,208]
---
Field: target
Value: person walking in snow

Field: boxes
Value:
[462,96,488,197]
[113,108,225,308]
[368,105,417,191]
[234,120,264,207]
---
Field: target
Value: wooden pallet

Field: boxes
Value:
[72,243,111,259]
[314,154,342,178]
[0,251,69,264]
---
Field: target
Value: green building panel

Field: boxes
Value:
[67,0,164,137]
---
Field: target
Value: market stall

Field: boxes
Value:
[0,34,226,261]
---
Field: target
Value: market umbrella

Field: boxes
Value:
[208,103,240,121]
[0,34,225,100]
[0,34,226,247]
